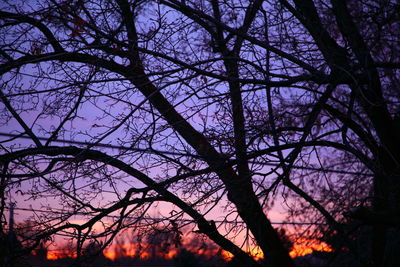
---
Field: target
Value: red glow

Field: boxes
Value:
[46,238,332,261]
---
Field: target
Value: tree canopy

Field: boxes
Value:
[1,0,399,266]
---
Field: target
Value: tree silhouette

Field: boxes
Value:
[1,0,399,266]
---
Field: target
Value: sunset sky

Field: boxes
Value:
[2,0,399,266]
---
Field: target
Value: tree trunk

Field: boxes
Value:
[129,68,294,266]
[371,173,387,267]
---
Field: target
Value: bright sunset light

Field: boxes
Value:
[45,237,332,262]
[1,0,399,266]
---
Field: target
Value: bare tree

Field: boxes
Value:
[0,0,399,266]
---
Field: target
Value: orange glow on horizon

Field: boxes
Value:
[45,238,332,261]
[102,246,178,261]
[289,238,333,258]
[218,238,332,261]
[47,250,77,260]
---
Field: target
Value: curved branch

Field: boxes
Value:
[0,146,259,265]
[0,11,64,53]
